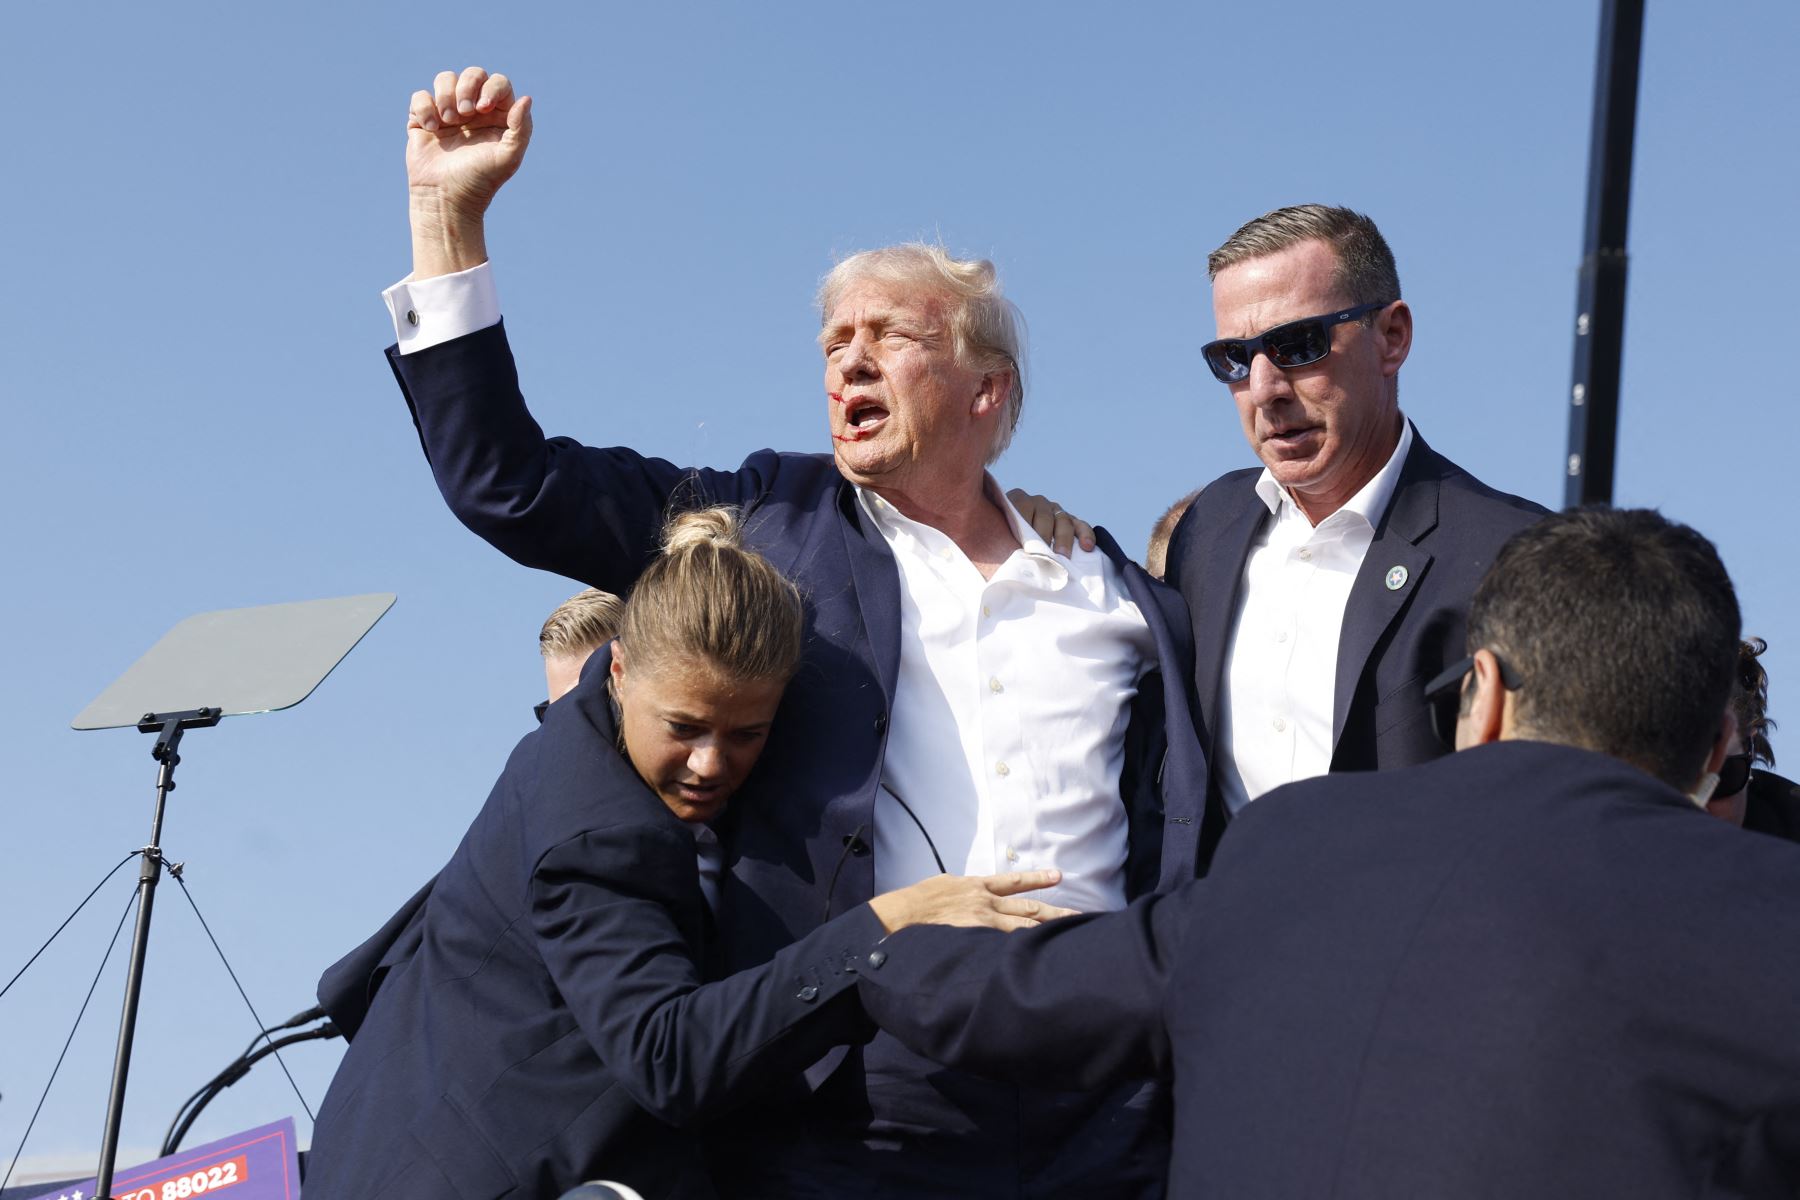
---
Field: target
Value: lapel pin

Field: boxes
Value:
[1385,565,1409,591]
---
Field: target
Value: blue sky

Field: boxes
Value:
[3,0,1796,1175]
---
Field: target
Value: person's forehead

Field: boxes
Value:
[1210,240,1344,337]
[824,278,949,328]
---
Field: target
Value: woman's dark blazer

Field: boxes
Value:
[304,650,886,1200]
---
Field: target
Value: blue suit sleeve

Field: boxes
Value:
[387,322,779,594]
[857,887,1190,1091]
[529,825,884,1126]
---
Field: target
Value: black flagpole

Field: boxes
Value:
[1563,0,1646,507]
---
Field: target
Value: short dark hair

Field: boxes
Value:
[1466,508,1740,790]
[1734,637,1777,768]
[1207,204,1401,308]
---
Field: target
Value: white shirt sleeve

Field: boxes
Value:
[382,261,502,354]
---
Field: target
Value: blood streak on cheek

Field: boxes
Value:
[833,429,870,442]
[829,393,847,404]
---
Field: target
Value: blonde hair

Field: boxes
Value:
[539,588,626,659]
[616,507,805,684]
[817,243,1027,463]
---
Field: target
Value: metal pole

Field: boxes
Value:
[93,725,180,1199]
[93,708,217,1197]
[1563,0,1646,508]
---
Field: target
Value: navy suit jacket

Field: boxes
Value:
[387,322,1204,1195]
[306,649,886,1200]
[858,741,1800,1198]
[1165,428,1545,865]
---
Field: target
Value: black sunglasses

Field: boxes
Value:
[1715,752,1754,799]
[1202,300,1392,384]
[1425,653,1524,748]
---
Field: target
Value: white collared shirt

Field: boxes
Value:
[1216,421,1414,814]
[861,485,1155,914]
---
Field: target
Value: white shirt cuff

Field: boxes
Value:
[383,262,501,354]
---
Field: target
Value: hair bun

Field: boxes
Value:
[662,506,743,556]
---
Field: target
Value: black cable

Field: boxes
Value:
[0,891,136,1195]
[821,823,868,923]
[168,871,316,1123]
[886,789,947,875]
[1,851,141,1002]
[162,1021,335,1159]
[161,1023,339,1157]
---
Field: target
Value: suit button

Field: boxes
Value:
[843,834,870,856]
[873,712,888,736]
[868,949,887,969]
[796,984,819,1003]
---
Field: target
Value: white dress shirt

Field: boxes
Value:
[860,486,1155,914]
[383,265,1156,913]
[1216,421,1414,814]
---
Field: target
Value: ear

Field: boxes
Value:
[971,369,1013,420]
[1376,300,1413,377]
[609,643,629,693]
[1455,648,1508,750]
[1702,708,1738,777]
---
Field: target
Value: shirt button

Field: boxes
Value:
[989,677,1004,693]
[405,308,420,327]
[1005,845,1019,863]
[996,761,1011,777]
[982,605,992,618]
[1298,547,1313,561]
[1276,630,1289,643]
[1273,716,1287,733]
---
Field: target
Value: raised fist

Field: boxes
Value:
[406,66,533,223]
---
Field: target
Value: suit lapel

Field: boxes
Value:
[1188,498,1268,757]
[836,482,902,703]
[1331,438,1441,752]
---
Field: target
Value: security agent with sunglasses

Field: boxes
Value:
[1165,205,1546,867]
[854,508,1800,1198]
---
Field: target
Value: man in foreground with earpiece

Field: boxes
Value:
[857,508,1800,1198]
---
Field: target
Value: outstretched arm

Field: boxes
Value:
[533,827,1076,1127]
[856,886,1191,1092]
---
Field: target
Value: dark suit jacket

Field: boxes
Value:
[387,322,1205,1195]
[305,651,885,1200]
[858,740,1800,1198]
[1165,427,1545,865]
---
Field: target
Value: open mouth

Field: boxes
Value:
[834,394,890,442]
[1263,425,1320,453]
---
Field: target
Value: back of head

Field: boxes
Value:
[540,588,626,660]
[1208,204,1401,307]
[1466,508,1740,790]
[616,507,806,685]
[817,242,1027,462]
[1145,489,1201,581]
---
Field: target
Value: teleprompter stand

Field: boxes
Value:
[72,593,395,1199]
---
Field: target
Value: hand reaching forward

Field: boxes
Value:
[405,66,533,276]
[868,869,1080,934]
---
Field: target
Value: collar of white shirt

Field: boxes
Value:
[856,476,1071,591]
[1252,417,1415,531]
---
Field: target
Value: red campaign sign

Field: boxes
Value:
[107,1155,248,1200]
[26,1119,298,1200]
